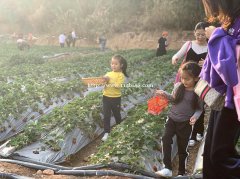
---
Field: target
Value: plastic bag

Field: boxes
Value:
[147,96,168,115]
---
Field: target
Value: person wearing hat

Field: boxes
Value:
[156,31,168,56]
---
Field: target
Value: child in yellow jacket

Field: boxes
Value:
[101,55,128,141]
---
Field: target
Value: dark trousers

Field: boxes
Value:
[156,48,166,57]
[162,118,192,175]
[190,111,204,140]
[66,40,71,47]
[72,39,76,47]
[203,107,240,179]
[103,96,121,133]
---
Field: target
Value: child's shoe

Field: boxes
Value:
[101,133,109,141]
[196,133,203,141]
[188,139,196,147]
[155,168,172,178]
[177,172,184,177]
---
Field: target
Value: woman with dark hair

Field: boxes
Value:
[200,0,240,178]
[172,22,208,67]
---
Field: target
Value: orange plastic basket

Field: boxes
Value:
[148,96,168,115]
[81,77,106,86]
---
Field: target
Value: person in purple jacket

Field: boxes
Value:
[201,0,240,178]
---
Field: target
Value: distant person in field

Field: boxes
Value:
[66,31,72,47]
[27,33,38,46]
[28,33,33,43]
[17,38,30,51]
[17,34,30,51]
[71,29,77,47]
[99,34,107,51]
[156,31,168,56]
[101,55,128,142]
[59,33,66,48]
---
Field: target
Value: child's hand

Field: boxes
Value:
[198,58,205,67]
[172,57,178,65]
[103,76,110,83]
[189,116,197,125]
[155,90,166,97]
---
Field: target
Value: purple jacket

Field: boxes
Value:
[200,17,240,109]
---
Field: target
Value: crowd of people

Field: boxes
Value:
[58,30,77,48]
[12,32,39,51]
[9,0,240,178]
[14,30,107,51]
[154,23,208,176]
[58,31,107,51]
[153,0,240,178]
[100,1,240,179]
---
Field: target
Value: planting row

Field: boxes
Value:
[0,48,177,164]
[0,44,160,142]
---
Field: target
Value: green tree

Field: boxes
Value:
[0,0,205,35]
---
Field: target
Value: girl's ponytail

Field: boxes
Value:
[113,55,128,77]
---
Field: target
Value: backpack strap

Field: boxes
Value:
[182,41,192,64]
[184,41,192,58]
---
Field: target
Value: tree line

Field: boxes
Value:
[0,0,205,39]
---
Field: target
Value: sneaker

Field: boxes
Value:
[177,172,185,177]
[155,168,172,178]
[196,133,203,141]
[101,133,109,141]
[188,140,196,147]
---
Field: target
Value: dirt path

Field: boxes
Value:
[0,131,203,178]
[172,142,201,176]
[63,136,103,167]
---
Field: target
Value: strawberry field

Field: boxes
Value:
[0,43,239,177]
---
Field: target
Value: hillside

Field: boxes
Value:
[33,30,194,51]
[0,0,205,39]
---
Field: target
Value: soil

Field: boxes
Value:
[0,130,203,179]
[0,135,131,179]
[0,31,199,178]
[172,141,201,176]
[0,160,129,179]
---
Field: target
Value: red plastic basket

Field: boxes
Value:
[147,96,168,115]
